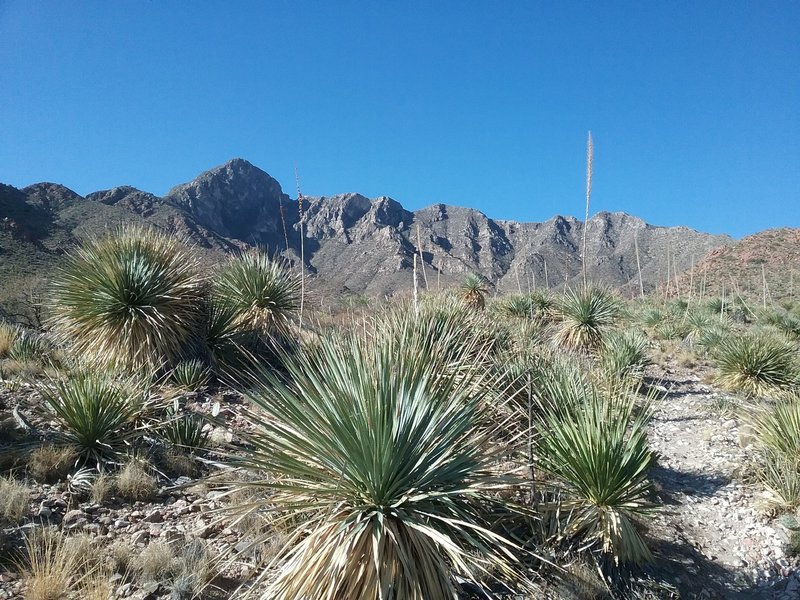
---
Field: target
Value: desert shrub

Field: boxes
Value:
[744,397,800,510]
[459,273,489,310]
[50,226,205,373]
[638,306,664,329]
[215,251,301,338]
[0,475,30,523]
[533,373,655,567]
[115,461,157,502]
[229,319,524,599]
[713,333,799,397]
[498,294,537,319]
[553,287,620,351]
[37,374,145,468]
[28,445,77,483]
[169,359,210,391]
[202,297,257,376]
[598,330,650,388]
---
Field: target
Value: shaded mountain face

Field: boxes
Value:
[1,158,734,307]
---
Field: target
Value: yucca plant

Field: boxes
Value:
[498,294,537,319]
[50,226,205,372]
[170,359,210,391]
[553,287,620,351]
[759,453,800,510]
[533,376,655,566]
[215,251,301,338]
[161,411,210,453]
[713,333,799,397]
[598,330,651,388]
[227,322,524,599]
[9,330,49,363]
[38,373,146,469]
[460,273,490,310]
[760,308,800,339]
[745,396,800,459]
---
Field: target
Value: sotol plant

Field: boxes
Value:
[227,317,524,600]
[215,251,301,339]
[50,226,205,373]
[459,273,490,310]
[713,333,799,397]
[533,367,655,566]
[553,287,620,351]
[38,373,145,469]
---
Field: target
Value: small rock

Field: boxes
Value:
[62,509,85,525]
[142,510,163,523]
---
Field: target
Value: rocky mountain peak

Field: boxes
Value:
[165,159,291,243]
[21,183,83,212]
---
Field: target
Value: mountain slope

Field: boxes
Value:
[672,228,800,302]
[1,158,734,319]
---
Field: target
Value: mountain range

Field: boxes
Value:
[1,158,734,316]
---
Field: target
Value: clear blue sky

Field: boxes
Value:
[1,1,798,237]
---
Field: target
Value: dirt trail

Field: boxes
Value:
[646,369,800,599]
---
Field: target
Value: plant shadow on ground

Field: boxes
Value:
[647,537,785,600]
[650,463,731,501]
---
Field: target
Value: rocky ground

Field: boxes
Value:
[645,363,800,599]
[1,359,800,599]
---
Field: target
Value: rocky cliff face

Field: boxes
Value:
[1,158,734,300]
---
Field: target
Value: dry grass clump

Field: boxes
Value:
[0,475,30,523]
[132,538,213,597]
[134,540,175,581]
[90,472,115,504]
[115,461,157,502]
[0,321,21,358]
[27,445,76,484]
[18,528,78,600]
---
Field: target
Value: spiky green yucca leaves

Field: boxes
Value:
[713,333,798,397]
[553,287,620,351]
[50,227,205,372]
[746,397,800,460]
[460,273,489,310]
[745,397,800,508]
[231,320,522,600]
[170,359,210,391]
[215,252,300,338]
[598,330,650,388]
[162,411,209,453]
[497,292,555,322]
[38,373,145,468]
[533,367,654,566]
